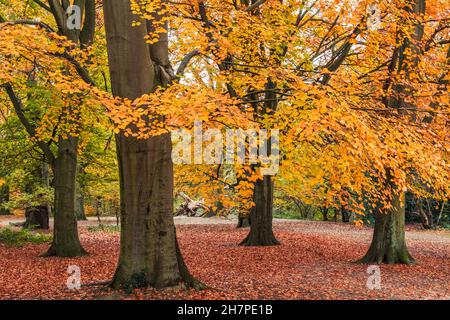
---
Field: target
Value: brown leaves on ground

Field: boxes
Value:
[0,219,449,300]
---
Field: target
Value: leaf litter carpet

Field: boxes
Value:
[0,217,448,300]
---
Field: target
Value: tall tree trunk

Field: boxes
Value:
[241,81,280,246]
[358,194,414,264]
[44,137,86,257]
[41,162,52,217]
[3,1,95,256]
[103,0,203,290]
[416,198,434,229]
[42,1,93,256]
[22,166,49,229]
[112,134,183,289]
[361,0,425,264]
[240,176,279,246]
[24,205,49,229]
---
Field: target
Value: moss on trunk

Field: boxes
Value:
[43,137,86,257]
[358,193,414,264]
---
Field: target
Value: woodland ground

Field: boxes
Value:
[0,216,449,300]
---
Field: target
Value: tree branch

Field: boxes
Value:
[320,16,365,85]
[32,0,52,12]
[48,0,66,32]
[2,84,56,167]
[0,19,55,32]
[176,50,201,76]
[245,0,267,12]
[80,0,95,47]
[0,19,95,86]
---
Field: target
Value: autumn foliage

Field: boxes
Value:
[0,0,449,299]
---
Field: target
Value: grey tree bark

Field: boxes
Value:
[44,137,86,256]
[358,194,413,264]
[42,1,96,257]
[103,0,203,290]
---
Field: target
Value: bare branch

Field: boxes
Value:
[245,0,267,12]
[0,19,55,32]
[176,50,201,76]
[32,0,52,12]
[48,0,66,32]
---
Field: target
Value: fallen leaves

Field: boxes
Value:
[0,220,448,300]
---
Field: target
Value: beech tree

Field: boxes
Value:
[1,0,448,268]
[103,0,205,289]
[359,0,425,264]
[125,0,449,256]
[0,0,97,256]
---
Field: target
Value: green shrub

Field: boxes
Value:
[274,210,304,220]
[87,224,120,233]
[0,227,52,247]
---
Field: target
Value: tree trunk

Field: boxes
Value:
[41,162,52,217]
[240,80,279,246]
[24,205,49,229]
[112,134,185,289]
[416,198,434,229]
[321,206,329,221]
[341,206,350,223]
[240,176,279,246]
[75,193,87,221]
[0,184,10,215]
[113,200,120,226]
[236,215,250,228]
[43,137,86,257]
[358,193,414,264]
[95,197,102,225]
[104,0,202,290]
[75,167,87,221]
[361,0,423,265]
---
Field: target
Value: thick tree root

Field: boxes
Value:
[358,193,415,265]
[239,233,280,246]
[41,243,87,258]
[356,249,415,265]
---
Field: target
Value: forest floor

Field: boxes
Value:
[0,216,449,300]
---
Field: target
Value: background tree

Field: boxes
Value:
[0,0,101,256]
